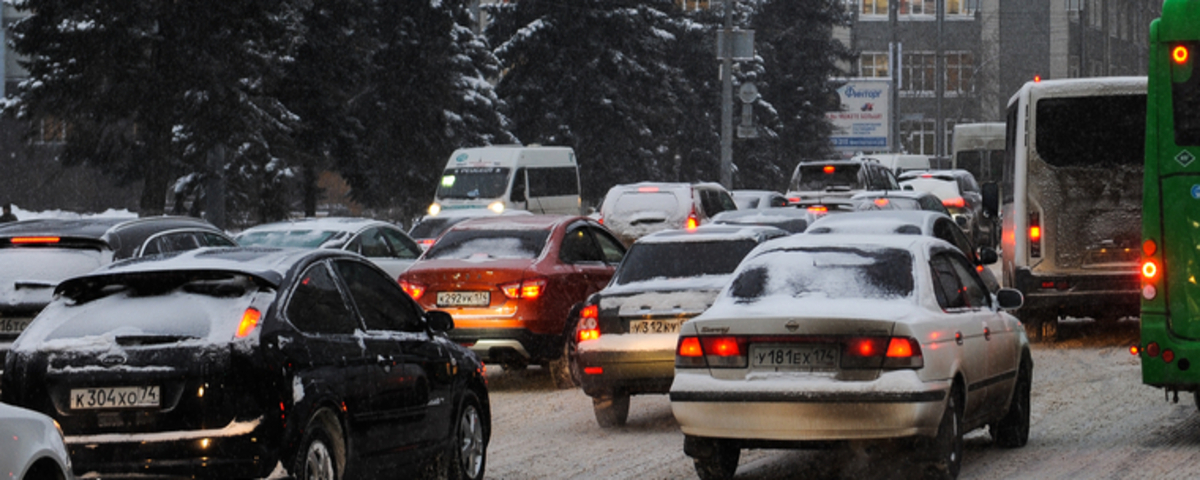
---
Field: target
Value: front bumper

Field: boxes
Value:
[669,371,948,441]
[66,417,278,478]
[576,333,676,396]
[1014,267,1140,318]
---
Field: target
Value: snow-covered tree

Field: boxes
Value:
[3,0,306,219]
[342,0,515,217]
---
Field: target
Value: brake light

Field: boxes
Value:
[1130,345,1140,355]
[807,205,828,214]
[637,186,660,193]
[1144,239,1157,256]
[874,198,889,207]
[584,367,603,375]
[700,336,748,368]
[597,215,604,225]
[823,165,836,174]
[1164,349,1176,363]
[1174,45,1190,65]
[678,337,703,357]
[577,304,600,342]
[237,308,261,338]
[886,337,915,357]
[788,197,800,204]
[418,239,435,249]
[1029,211,1041,258]
[399,280,426,301]
[10,236,60,244]
[942,197,966,208]
[501,278,548,299]
[1146,342,1161,357]
[686,208,699,230]
[842,336,923,369]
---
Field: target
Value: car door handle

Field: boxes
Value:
[955,331,964,345]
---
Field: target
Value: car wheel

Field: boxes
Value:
[691,439,740,480]
[447,392,487,480]
[993,355,1031,448]
[549,337,579,389]
[925,383,963,480]
[592,391,630,428]
[290,413,345,480]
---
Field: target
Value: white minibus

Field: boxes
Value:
[951,122,1005,186]
[428,145,581,217]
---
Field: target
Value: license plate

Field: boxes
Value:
[0,317,32,334]
[751,345,839,369]
[70,386,160,410]
[628,319,684,334]
[437,291,490,307]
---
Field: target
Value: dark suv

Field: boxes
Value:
[785,158,900,204]
[1,247,490,479]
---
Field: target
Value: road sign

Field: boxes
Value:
[826,79,891,151]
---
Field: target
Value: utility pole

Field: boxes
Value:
[889,0,899,153]
[720,0,734,189]
[936,0,945,160]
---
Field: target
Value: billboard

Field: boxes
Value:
[827,79,890,152]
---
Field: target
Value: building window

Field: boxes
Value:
[860,52,889,78]
[861,0,888,15]
[37,116,67,144]
[857,0,975,17]
[677,0,709,11]
[900,51,973,95]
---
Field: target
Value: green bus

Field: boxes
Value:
[1140,0,1200,402]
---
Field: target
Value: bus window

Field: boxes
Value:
[1173,41,1200,146]
[1035,95,1146,167]
[438,167,511,199]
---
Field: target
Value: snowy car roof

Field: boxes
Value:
[237,216,395,234]
[806,210,947,235]
[634,225,787,244]
[755,231,939,253]
[55,247,344,292]
[448,214,582,231]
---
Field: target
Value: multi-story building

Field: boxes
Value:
[847,0,1160,156]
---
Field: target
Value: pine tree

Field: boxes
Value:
[4,0,305,219]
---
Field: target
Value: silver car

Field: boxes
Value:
[0,402,73,479]
[670,234,1030,480]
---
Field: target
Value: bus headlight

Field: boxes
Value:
[428,203,442,216]
[488,201,505,214]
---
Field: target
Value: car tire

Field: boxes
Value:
[447,392,488,480]
[691,439,740,480]
[592,391,630,428]
[925,383,963,480]
[993,354,1032,448]
[290,413,345,480]
[549,337,580,389]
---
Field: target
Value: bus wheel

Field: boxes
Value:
[1022,312,1057,342]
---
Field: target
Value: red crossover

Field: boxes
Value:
[399,215,626,388]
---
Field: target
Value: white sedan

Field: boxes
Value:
[0,402,73,479]
[670,234,1030,480]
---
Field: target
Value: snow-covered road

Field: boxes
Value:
[483,318,1200,479]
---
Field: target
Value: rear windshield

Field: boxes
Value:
[615,240,758,285]
[790,164,863,192]
[237,230,345,248]
[900,178,960,200]
[409,217,461,239]
[854,197,922,211]
[424,229,549,260]
[1035,94,1145,167]
[437,167,511,199]
[610,191,684,215]
[727,247,913,302]
[954,150,1005,183]
[0,247,108,283]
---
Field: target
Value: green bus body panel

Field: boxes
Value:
[1143,1,1200,387]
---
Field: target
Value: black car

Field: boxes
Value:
[573,225,787,427]
[0,216,235,369]
[1,247,490,480]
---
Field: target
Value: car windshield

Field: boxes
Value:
[790,164,862,192]
[614,239,758,285]
[726,246,914,302]
[236,229,346,248]
[437,167,511,199]
[424,229,549,260]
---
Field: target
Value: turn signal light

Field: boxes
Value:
[501,278,548,299]
[1130,345,1140,355]
[686,209,699,230]
[577,305,600,342]
[807,205,828,214]
[237,308,261,338]
[399,280,426,301]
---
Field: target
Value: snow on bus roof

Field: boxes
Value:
[1008,76,1145,106]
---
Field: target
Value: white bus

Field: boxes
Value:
[952,122,1005,185]
[428,145,581,217]
[996,77,1145,339]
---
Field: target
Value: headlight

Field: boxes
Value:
[428,203,442,216]
[488,201,505,214]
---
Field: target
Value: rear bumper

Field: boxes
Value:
[1014,267,1140,318]
[576,334,676,396]
[448,328,562,362]
[65,417,278,478]
[669,371,948,441]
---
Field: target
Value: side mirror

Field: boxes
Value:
[978,246,998,265]
[996,288,1024,310]
[426,310,455,332]
[982,182,999,218]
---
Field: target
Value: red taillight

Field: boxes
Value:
[501,277,548,300]
[399,280,426,301]
[1029,211,1042,258]
[237,308,261,338]
[1146,342,1161,357]
[584,367,603,375]
[807,205,828,214]
[678,337,703,357]
[597,216,604,225]
[638,186,660,193]
[577,304,600,342]
[10,236,60,244]
[1174,45,1190,64]
[851,337,879,357]
[873,198,889,207]
[704,337,743,356]
[942,197,965,208]
[1130,345,1140,355]
[418,239,435,249]
[787,197,800,204]
[686,209,699,230]
[843,337,923,369]
[1164,349,1176,363]
[1143,261,1158,279]
[975,265,984,273]
[886,337,915,357]
[823,165,836,174]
